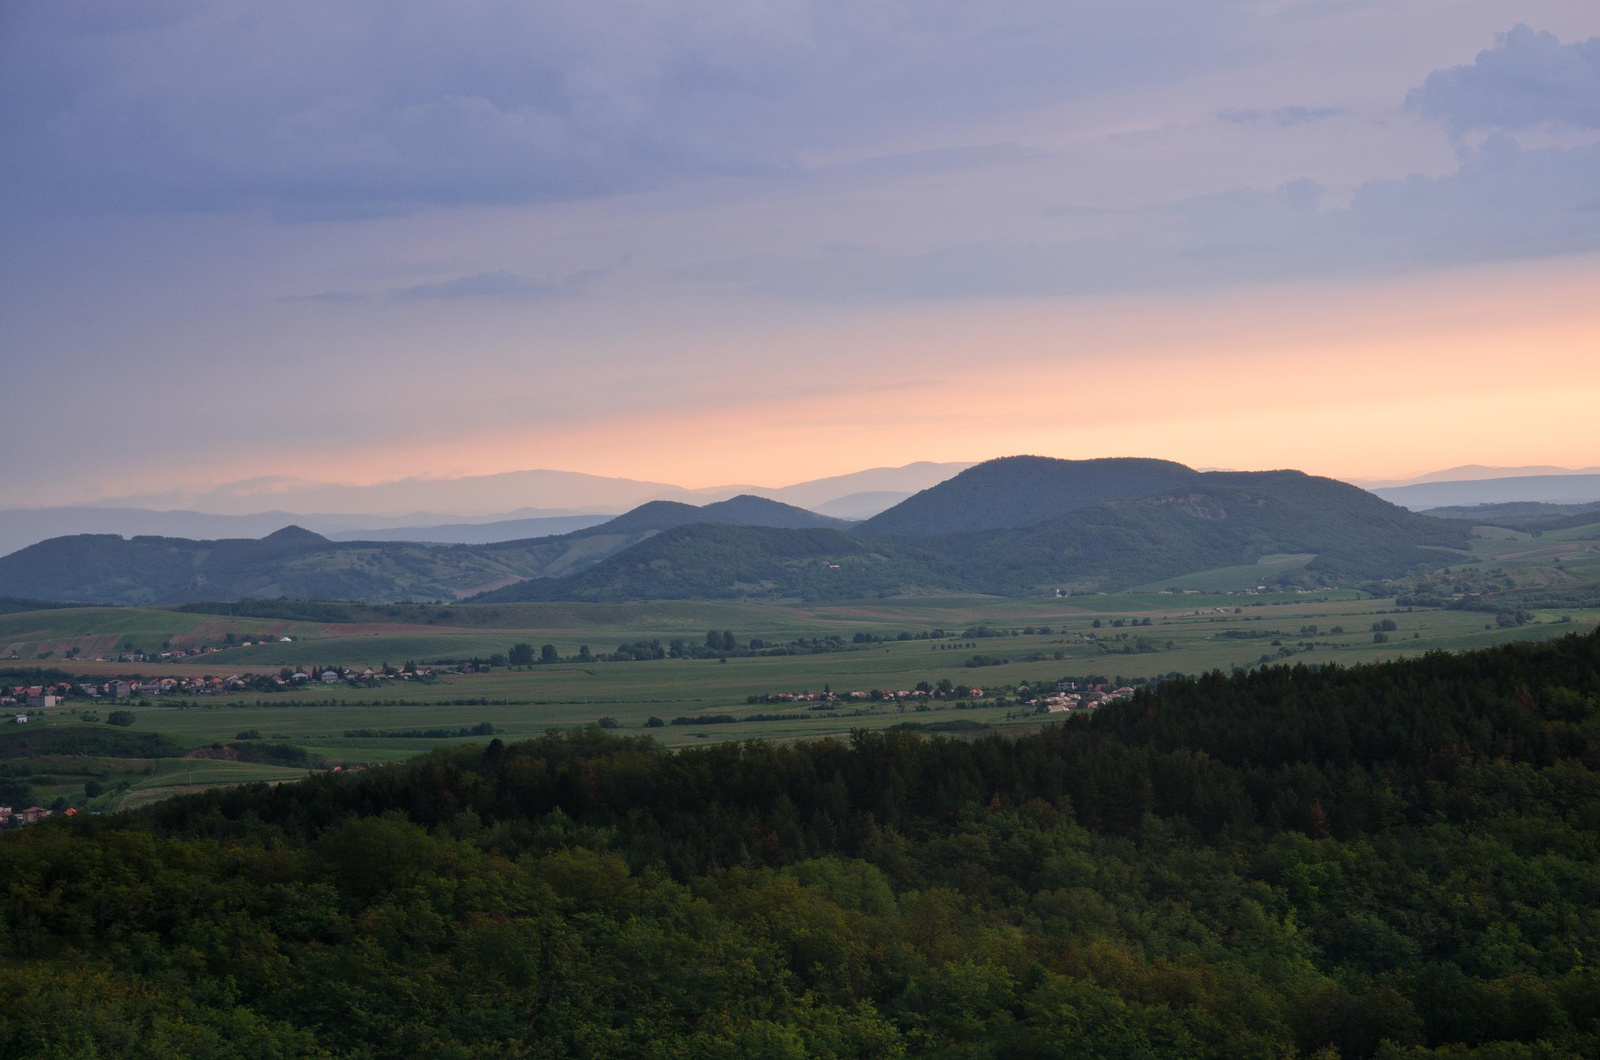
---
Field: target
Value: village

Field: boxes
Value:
[1,663,449,720]
[0,804,80,828]
[745,678,1139,714]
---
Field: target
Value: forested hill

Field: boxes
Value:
[0,526,564,604]
[5,631,1600,1058]
[480,470,1469,601]
[1423,499,1600,533]
[0,496,846,604]
[571,494,851,535]
[858,454,1203,535]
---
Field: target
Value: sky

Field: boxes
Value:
[2,0,1598,508]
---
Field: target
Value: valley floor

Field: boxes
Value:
[5,583,1596,813]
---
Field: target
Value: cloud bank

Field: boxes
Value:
[0,0,1249,219]
[1407,24,1600,132]
[687,26,1600,301]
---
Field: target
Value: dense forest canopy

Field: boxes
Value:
[4,631,1600,1058]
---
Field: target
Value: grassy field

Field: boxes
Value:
[7,523,1598,809]
[14,595,1596,745]
[1127,553,1317,593]
[5,592,1377,670]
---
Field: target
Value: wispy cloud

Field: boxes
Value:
[1217,105,1350,126]
[809,143,1046,182]
[391,258,627,301]
[279,289,368,304]
[393,271,554,301]
[687,133,1600,301]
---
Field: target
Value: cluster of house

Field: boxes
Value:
[763,687,987,704]
[2,665,447,717]
[110,675,290,697]
[1,805,78,827]
[747,680,1141,715]
[1034,681,1136,714]
[98,665,437,697]
[1156,586,1337,596]
[106,638,294,664]
[3,682,70,705]
[2,683,74,721]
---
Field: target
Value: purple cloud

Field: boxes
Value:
[1407,25,1600,132]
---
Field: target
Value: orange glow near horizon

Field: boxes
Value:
[83,254,1600,501]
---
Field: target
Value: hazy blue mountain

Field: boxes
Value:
[0,507,364,559]
[94,469,686,518]
[0,496,850,604]
[1373,474,1600,510]
[83,461,971,520]
[3,461,962,556]
[745,461,971,509]
[1351,464,1600,489]
[324,513,612,544]
[809,490,908,520]
[1421,500,1600,533]
[0,505,616,557]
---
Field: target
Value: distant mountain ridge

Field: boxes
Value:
[325,514,613,544]
[809,491,912,520]
[74,461,971,517]
[1,461,966,555]
[0,457,1468,605]
[1373,474,1600,510]
[1353,464,1600,489]
[0,505,618,557]
[479,458,1469,603]
[1423,500,1600,534]
[572,495,851,536]
[0,496,846,605]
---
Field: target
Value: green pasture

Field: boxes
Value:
[116,760,313,811]
[0,607,206,641]
[0,593,1356,667]
[13,594,1593,773]
[1128,553,1316,593]
[11,748,310,815]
